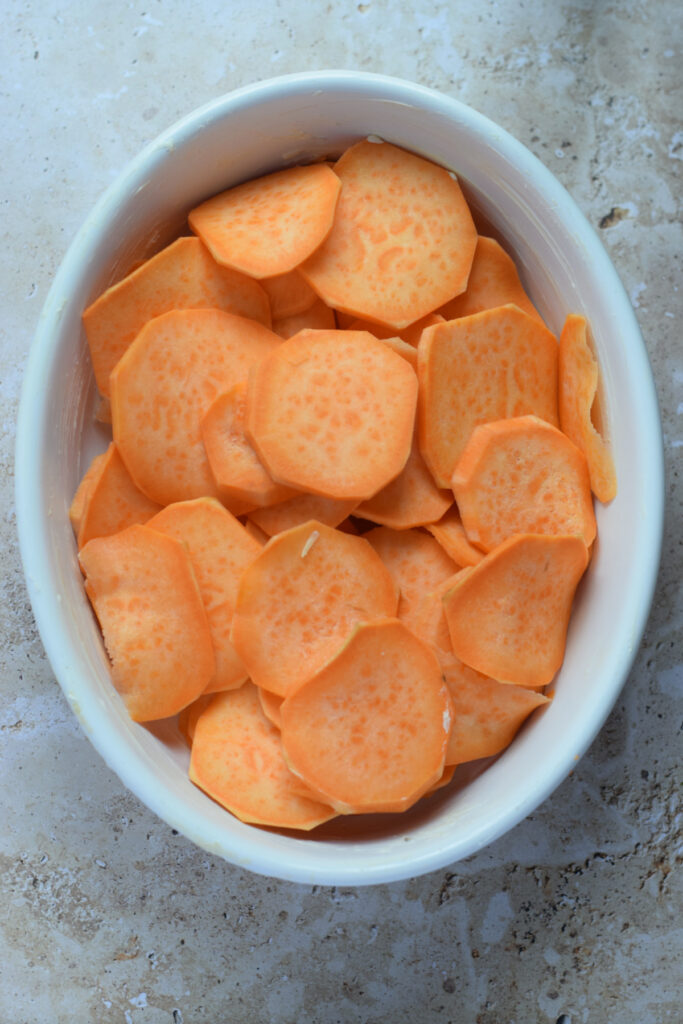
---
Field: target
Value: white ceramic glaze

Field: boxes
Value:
[15,71,664,885]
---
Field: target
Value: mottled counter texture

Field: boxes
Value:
[1,2,681,1022]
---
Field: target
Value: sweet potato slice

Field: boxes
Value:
[378,336,419,369]
[438,236,544,325]
[147,498,262,693]
[83,236,271,398]
[272,297,337,339]
[426,507,484,567]
[69,451,108,536]
[249,492,357,537]
[189,684,336,830]
[356,429,452,530]
[410,570,468,655]
[451,415,596,551]
[188,163,341,279]
[300,140,477,328]
[365,526,460,635]
[280,618,452,814]
[178,694,212,747]
[77,442,163,549]
[230,520,398,697]
[258,687,284,730]
[261,269,317,319]
[442,533,589,688]
[559,314,617,503]
[346,312,445,347]
[247,329,417,501]
[418,304,559,486]
[110,308,281,506]
[441,653,549,765]
[201,383,296,508]
[78,524,215,721]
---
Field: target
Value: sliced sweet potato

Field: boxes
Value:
[272,297,337,339]
[189,684,336,830]
[230,520,398,697]
[147,498,261,693]
[418,304,559,486]
[258,687,284,730]
[280,618,452,814]
[201,383,296,508]
[378,336,419,369]
[261,269,317,319]
[83,236,271,398]
[365,526,460,635]
[451,415,596,551]
[559,314,617,503]
[69,451,108,536]
[246,329,417,501]
[441,653,550,765]
[188,163,341,279]
[442,533,589,687]
[110,308,281,506]
[300,140,477,328]
[178,694,212,747]
[438,236,544,325]
[346,311,445,346]
[356,428,452,530]
[76,442,163,549]
[410,570,468,654]
[426,507,484,567]
[249,492,357,537]
[78,524,215,721]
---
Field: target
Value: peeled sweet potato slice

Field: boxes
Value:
[178,694,212,747]
[442,533,589,688]
[441,653,549,765]
[261,269,317,320]
[258,687,284,730]
[76,442,163,550]
[438,236,544,325]
[147,498,262,693]
[246,328,417,501]
[418,304,560,487]
[272,297,337,339]
[426,507,484,567]
[248,492,357,537]
[365,526,460,635]
[189,684,336,830]
[78,524,215,721]
[280,618,452,814]
[83,236,271,398]
[559,314,617,503]
[346,311,445,347]
[69,451,108,536]
[300,140,477,328]
[201,383,296,508]
[451,415,596,551]
[188,163,341,279]
[230,520,398,697]
[110,308,281,506]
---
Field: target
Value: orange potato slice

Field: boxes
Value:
[248,492,357,537]
[425,507,484,567]
[76,442,162,549]
[272,297,337,339]
[438,236,544,325]
[261,268,317,319]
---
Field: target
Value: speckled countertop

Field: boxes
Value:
[1,2,681,1022]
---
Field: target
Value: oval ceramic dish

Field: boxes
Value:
[15,71,664,885]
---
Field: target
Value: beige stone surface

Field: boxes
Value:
[1,1,681,1022]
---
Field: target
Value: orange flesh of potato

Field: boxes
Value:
[559,314,617,503]
[178,694,212,747]
[230,520,398,697]
[69,451,108,535]
[280,618,453,815]
[76,442,163,550]
[426,507,484,567]
[83,236,271,398]
[110,308,281,506]
[438,236,545,325]
[356,429,452,530]
[261,268,317,319]
[300,140,477,329]
[441,653,550,765]
[272,297,337,339]
[258,687,284,730]
[451,415,597,551]
[201,383,296,508]
[146,498,262,693]
[346,311,445,347]
[418,304,560,487]
[248,492,357,537]
[188,163,342,279]
[365,526,460,636]
[247,329,417,501]
[78,524,215,721]
[442,533,589,688]
[189,684,336,830]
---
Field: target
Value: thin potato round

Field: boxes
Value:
[247,329,417,501]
